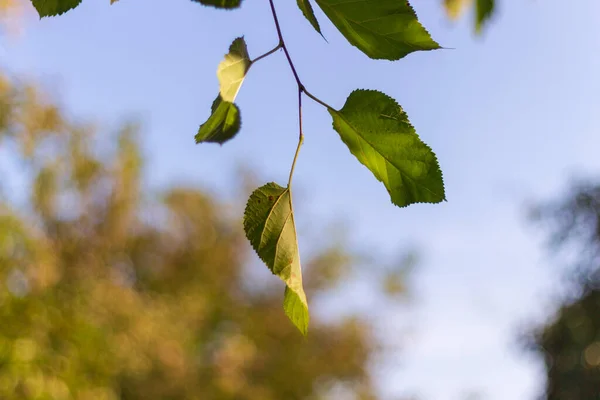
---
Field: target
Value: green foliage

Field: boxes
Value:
[330,90,445,207]
[314,0,440,60]
[243,183,309,335]
[296,0,322,35]
[443,0,496,33]
[31,0,81,17]
[26,0,462,334]
[196,36,250,144]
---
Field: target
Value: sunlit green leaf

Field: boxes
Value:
[195,95,240,144]
[244,182,309,335]
[30,0,82,17]
[330,90,445,207]
[296,0,322,35]
[443,0,472,20]
[196,37,250,144]
[192,0,242,9]
[314,0,439,60]
[217,37,250,103]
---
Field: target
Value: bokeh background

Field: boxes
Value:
[1,1,600,399]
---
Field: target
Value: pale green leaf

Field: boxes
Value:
[217,37,250,103]
[195,95,241,144]
[314,0,439,60]
[31,0,82,17]
[296,0,322,36]
[329,90,445,207]
[443,0,472,20]
[192,0,242,9]
[244,182,309,335]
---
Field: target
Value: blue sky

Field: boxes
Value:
[2,0,600,399]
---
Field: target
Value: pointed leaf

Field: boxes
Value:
[329,90,445,207]
[192,0,242,9]
[296,0,322,35]
[217,37,250,103]
[196,95,240,144]
[475,0,495,33]
[314,0,440,60]
[31,0,82,17]
[244,183,309,335]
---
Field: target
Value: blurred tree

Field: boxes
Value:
[526,180,600,400]
[0,71,395,399]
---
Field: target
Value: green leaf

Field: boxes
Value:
[195,95,241,144]
[196,37,250,145]
[31,0,82,17]
[329,90,445,207]
[244,183,309,335]
[192,0,242,9]
[314,0,440,60]
[217,37,250,103]
[296,0,322,35]
[475,0,495,33]
[443,0,472,20]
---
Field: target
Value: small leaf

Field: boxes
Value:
[196,95,241,144]
[196,37,250,145]
[31,0,82,17]
[244,183,309,335]
[296,0,322,36]
[314,0,440,60]
[329,90,445,207]
[443,0,472,20]
[475,0,495,33]
[217,37,250,103]
[192,0,242,9]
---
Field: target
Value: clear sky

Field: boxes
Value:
[2,0,600,399]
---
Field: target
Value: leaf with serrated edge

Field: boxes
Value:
[196,37,250,145]
[217,37,251,103]
[314,0,440,60]
[196,95,240,144]
[31,0,82,17]
[244,183,309,335]
[296,0,322,35]
[192,0,242,9]
[330,90,445,207]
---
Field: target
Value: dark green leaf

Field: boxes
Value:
[296,0,322,35]
[192,0,242,9]
[329,90,445,207]
[244,183,309,335]
[196,96,241,144]
[314,0,440,60]
[31,0,82,17]
[475,0,495,33]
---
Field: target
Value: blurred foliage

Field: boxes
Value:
[0,71,393,399]
[443,0,496,33]
[527,180,600,400]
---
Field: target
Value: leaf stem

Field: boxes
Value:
[250,43,282,65]
[267,0,334,111]
[288,88,304,189]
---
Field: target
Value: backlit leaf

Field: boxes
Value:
[244,182,309,335]
[314,0,440,60]
[329,90,445,207]
[217,37,250,103]
[31,0,82,17]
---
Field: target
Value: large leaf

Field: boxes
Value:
[195,96,240,144]
[329,90,445,207]
[31,0,82,17]
[192,0,242,9]
[244,183,309,335]
[196,37,250,144]
[296,0,322,35]
[314,0,439,60]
